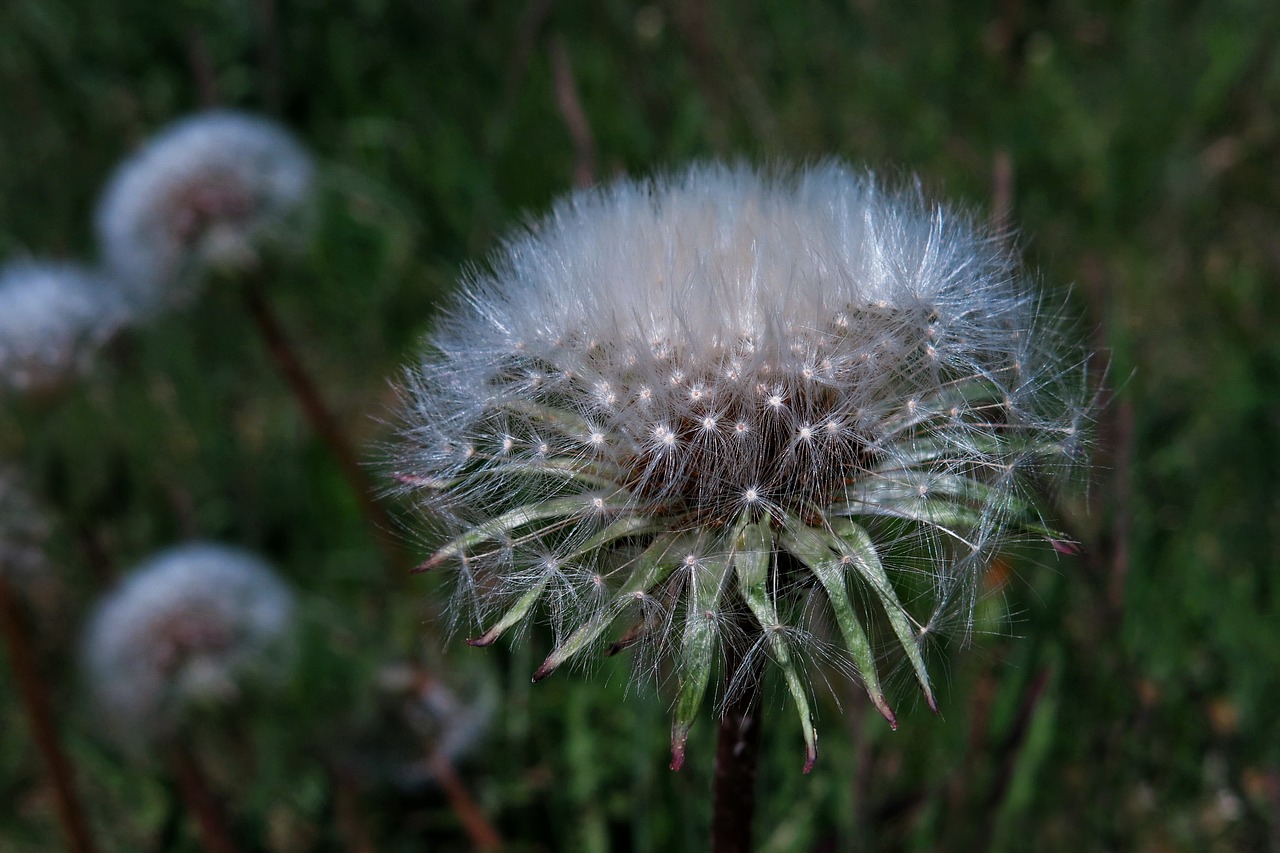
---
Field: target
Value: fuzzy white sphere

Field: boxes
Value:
[95,110,314,302]
[82,542,295,746]
[0,260,128,394]
[395,162,1088,769]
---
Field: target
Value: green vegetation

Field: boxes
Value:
[1,0,1277,849]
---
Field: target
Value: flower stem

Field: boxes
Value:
[712,628,764,853]
[427,751,503,851]
[166,741,240,853]
[0,575,98,853]
[240,283,404,570]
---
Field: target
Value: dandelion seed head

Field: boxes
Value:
[394,162,1090,768]
[0,261,129,394]
[95,110,313,304]
[82,542,295,747]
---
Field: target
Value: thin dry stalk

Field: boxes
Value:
[166,742,240,853]
[990,148,1014,238]
[239,283,406,572]
[427,751,503,851]
[548,35,598,189]
[0,576,98,853]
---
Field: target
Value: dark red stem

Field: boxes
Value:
[0,576,98,853]
[712,630,764,853]
[167,742,240,853]
[240,284,404,570]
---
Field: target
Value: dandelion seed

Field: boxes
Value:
[95,110,313,304]
[393,161,1089,774]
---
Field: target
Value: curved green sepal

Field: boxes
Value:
[670,549,733,771]
[467,574,553,647]
[735,518,819,770]
[836,475,1066,543]
[417,493,632,573]
[778,519,896,729]
[829,518,937,713]
[533,529,686,681]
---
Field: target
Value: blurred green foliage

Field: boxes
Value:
[1,0,1277,850]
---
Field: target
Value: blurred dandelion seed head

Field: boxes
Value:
[394,162,1090,769]
[82,542,296,747]
[95,110,314,304]
[0,260,129,394]
[377,663,499,788]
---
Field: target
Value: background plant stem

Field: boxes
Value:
[0,575,98,853]
[239,281,405,572]
[166,741,240,853]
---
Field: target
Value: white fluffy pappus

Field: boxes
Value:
[395,162,1090,771]
[0,260,129,394]
[82,542,296,747]
[95,109,314,303]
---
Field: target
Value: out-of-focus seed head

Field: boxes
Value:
[376,663,498,788]
[82,542,296,748]
[0,468,50,583]
[393,162,1090,771]
[95,110,314,305]
[0,260,129,395]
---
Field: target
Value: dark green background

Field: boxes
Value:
[1,0,1277,849]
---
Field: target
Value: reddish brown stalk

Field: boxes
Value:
[166,742,240,853]
[990,148,1014,239]
[407,669,502,850]
[240,284,405,571]
[330,767,377,853]
[0,576,98,853]
[712,619,764,853]
[186,29,220,108]
[548,35,598,189]
[252,0,282,115]
[427,751,503,851]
